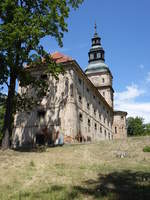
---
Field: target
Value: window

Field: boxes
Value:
[78,78,82,85]
[94,53,97,59]
[115,127,117,134]
[105,130,107,138]
[90,54,94,59]
[87,103,90,109]
[70,83,74,97]
[93,95,95,99]
[41,74,47,80]
[102,78,105,83]
[103,92,105,97]
[79,113,83,121]
[95,123,97,130]
[87,88,89,93]
[94,109,96,115]
[88,119,91,126]
[97,52,101,58]
[100,126,102,133]
[107,120,109,126]
[37,109,46,118]
[99,114,101,120]
[121,116,124,120]
[104,117,105,123]
[79,95,82,103]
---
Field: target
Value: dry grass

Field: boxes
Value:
[0,136,150,200]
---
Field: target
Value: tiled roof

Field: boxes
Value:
[51,52,73,63]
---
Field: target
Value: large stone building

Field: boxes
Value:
[13,26,127,148]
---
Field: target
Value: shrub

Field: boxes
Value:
[143,146,150,152]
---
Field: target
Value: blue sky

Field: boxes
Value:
[2,0,150,122]
[41,0,150,122]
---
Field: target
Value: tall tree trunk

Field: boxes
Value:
[2,69,16,149]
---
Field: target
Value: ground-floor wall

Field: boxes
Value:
[12,101,113,148]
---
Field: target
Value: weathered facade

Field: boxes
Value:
[12,26,127,148]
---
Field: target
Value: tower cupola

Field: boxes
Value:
[88,23,105,63]
[85,24,114,108]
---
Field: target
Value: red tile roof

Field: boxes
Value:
[51,52,73,63]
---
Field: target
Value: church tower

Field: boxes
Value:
[85,24,114,108]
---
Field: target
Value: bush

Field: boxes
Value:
[143,146,150,152]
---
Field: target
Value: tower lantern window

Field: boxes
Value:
[97,52,101,58]
[90,53,94,60]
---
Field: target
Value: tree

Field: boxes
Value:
[144,123,150,135]
[0,93,6,143]
[127,117,145,136]
[0,0,83,149]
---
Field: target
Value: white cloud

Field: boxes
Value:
[115,84,145,103]
[115,102,150,123]
[114,84,150,123]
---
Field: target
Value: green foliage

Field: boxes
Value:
[144,123,150,136]
[127,116,150,136]
[143,146,150,152]
[127,117,145,136]
[0,0,83,97]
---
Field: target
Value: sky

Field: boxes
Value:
[3,0,150,123]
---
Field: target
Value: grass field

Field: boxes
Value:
[0,136,150,200]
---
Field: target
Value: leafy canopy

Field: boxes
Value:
[127,116,150,136]
[0,0,83,110]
